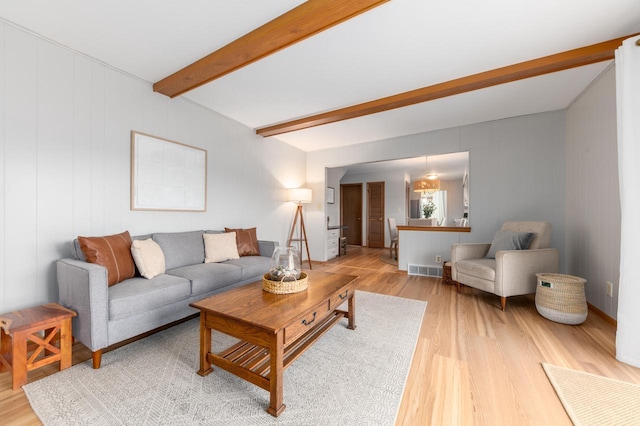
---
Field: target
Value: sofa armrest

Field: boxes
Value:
[494,248,559,297]
[57,259,109,352]
[258,240,278,258]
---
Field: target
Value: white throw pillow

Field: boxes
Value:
[204,232,240,263]
[130,239,166,279]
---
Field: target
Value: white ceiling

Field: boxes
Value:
[1,0,639,152]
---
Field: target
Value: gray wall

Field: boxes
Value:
[565,65,620,318]
[0,21,306,313]
[307,111,566,273]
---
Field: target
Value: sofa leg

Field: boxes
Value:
[456,281,461,293]
[500,297,507,311]
[92,350,102,369]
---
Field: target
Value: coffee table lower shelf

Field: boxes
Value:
[206,310,347,394]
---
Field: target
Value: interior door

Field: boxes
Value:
[340,184,363,246]
[367,181,385,248]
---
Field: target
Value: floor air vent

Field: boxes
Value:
[407,264,443,278]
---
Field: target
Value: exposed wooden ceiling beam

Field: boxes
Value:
[153,0,389,98]
[256,34,638,138]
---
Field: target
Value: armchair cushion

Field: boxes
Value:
[456,259,496,281]
[485,230,534,259]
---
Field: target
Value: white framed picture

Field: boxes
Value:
[326,187,335,204]
[131,131,207,211]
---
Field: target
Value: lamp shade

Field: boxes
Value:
[288,188,312,203]
[413,179,440,194]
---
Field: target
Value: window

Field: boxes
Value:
[419,191,447,223]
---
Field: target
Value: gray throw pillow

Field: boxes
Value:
[485,230,535,259]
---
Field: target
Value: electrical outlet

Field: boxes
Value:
[435,255,442,263]
[606,281,613,297]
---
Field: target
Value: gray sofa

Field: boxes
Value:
[57,230,277,368]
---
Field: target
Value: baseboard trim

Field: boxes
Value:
[588,302,617,327]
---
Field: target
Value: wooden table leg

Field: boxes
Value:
[267,330,286,416]
[197,313,213,376]
[60,318,73,370]
[0,329,10,373]
[11,330,28,390]
[347,292,357,330]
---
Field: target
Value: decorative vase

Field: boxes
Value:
[268,246,302,281]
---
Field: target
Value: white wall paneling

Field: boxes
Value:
[0,23,6,312]
[565,65,620,319]
[4,24,38,311]
[36,39,75,305]
[0,21,305,312]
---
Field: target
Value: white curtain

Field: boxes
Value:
[615,35,640,367]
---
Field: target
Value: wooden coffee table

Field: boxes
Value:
[190,271,357,417]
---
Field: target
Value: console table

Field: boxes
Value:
[327,225,348,259]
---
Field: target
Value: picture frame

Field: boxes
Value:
[326,187,335,204]
[130,131,207,211]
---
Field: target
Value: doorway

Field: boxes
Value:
[340,183,363,246]
[367,181,385,248]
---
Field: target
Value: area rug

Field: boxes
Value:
[542,363,640,426]
[24,291,426,425]
[379,254,398,266]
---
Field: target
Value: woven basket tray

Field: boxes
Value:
[262,272,308,294]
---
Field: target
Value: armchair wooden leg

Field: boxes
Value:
[456,281,461,293]
[500,297,507,311]
[92,350,103,369]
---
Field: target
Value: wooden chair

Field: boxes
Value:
[388,218,399,260]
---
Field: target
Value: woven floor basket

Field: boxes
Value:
[535,273,587,325]
[262,272,308,294]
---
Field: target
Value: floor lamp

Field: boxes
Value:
[287,188,312,269]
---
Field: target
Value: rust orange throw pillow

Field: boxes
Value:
[224,227,260,256]
[78,231,136,286]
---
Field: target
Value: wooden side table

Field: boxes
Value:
[0,303,76,390]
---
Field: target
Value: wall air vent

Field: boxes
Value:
[407,264,443,278]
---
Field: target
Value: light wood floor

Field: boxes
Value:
[2,247,639,425]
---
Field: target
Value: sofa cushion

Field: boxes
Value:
[225,227,260,256]
[78,231,136,286]
[223,256,271,280]
[485,230,534,259]
[167,263,243,296]
[108,274,191,320]
[204,232,240,263]
[73,233,152,262]
[131,239,166,279]
[456,259,496,281]
[153,231,204,270]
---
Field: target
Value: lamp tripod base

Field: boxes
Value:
[287,204,312,270]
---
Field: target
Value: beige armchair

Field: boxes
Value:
[451,221,559,310]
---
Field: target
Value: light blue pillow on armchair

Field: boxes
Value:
[485,230,534,259]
